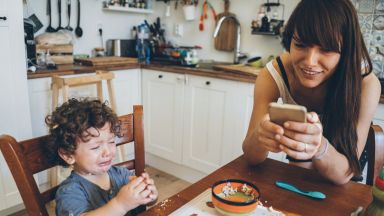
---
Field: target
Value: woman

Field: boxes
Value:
[242,0,381,185]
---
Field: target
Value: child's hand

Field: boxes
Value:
[114,176,153,212]
[141,172,158,203]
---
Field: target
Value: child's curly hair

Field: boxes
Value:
[45,98,121,167]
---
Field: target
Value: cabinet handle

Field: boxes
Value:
[158,74,163,79]
[205,81,211,85]
[0,16,7,21]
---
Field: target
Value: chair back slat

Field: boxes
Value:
[0,105,145,215]
[116,114,134,146]
[20,136,58,174]
[367,124,384,185]
[0,135,49,215]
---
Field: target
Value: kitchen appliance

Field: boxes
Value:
[106,39,138,57]
[24,19,36,67]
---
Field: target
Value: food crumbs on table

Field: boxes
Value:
[206,201,214,208]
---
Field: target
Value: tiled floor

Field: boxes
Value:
[9,166,191,216]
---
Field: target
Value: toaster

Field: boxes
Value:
[106,39,138,57]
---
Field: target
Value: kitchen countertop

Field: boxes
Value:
[27,63,384,103]
[27,63,257,83]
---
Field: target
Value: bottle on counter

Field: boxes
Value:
[363,167,384,216]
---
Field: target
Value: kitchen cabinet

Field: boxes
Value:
[142,69,185,164]
[142,69,255,181]
[112,69,142,116]
[0,0,32,213]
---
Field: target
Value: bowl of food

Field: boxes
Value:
[212,179,260,216]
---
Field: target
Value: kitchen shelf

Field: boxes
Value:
[103,5,153,14]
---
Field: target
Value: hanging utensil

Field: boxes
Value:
[56,0,64,31]
[46,0,55,32]
[75,0,83,37]
[199,1,207,31]
[65,0,73,31]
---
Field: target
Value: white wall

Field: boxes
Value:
[149,0,300,62]
[25,0,150,55]
[26,0,300,62]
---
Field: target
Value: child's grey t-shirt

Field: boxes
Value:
[55,166,135,216]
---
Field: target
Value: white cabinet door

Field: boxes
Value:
[0,0,32,212]
[182,75,239,174]
[142,69,185,164]
[28,78,52,137]
[222,82,254,164]
[112,69,142,116]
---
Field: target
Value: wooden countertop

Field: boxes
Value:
[27,63,140,79]
[27,63,257,83]
[27,63,384,103]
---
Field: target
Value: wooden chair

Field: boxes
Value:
[0,105,146,216]
[366,124,384,185]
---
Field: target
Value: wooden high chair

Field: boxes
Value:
[50,70,124,187]
[0,106,146,215]
[51,70,117,112]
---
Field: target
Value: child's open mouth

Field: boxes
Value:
[99,160,112,167]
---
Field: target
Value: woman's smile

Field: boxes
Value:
[300,67,322,79]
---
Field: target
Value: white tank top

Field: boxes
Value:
[266,60,297,105]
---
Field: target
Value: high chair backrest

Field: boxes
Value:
[366,124,384,185]
[0,105,145,216]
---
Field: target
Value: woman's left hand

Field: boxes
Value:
[275,112,323,160]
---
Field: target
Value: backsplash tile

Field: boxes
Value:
[356,0,384,78]
[359,0,375,13]
[375,0,384,14]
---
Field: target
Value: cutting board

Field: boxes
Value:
[213,64,261,76]
[75,57,138,66]
[214,0,237,52]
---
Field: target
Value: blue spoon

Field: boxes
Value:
[275,181,326,199]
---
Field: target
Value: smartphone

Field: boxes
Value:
[268,102,307,126]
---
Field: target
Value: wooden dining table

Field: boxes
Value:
[140,156,373,216]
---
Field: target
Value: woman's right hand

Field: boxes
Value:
[257,114,285,153]
[114,176,153,212]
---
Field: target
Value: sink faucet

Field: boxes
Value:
[213,15,246,64]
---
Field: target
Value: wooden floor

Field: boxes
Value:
[9,166,191,216]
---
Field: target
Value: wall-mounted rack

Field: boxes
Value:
[103,5,154,14]
[251,0,284,36]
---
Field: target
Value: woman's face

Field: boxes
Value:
[289,37,341,88]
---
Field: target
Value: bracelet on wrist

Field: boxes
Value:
[312,137,329,160]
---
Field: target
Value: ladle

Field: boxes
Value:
[65,0,73,31]
[75,0,83,37]
[46,0,55,32]
[56,0,64,31]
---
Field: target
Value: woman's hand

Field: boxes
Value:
[257,114,285,153]
[276,112,324,160]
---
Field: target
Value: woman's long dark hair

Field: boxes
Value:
[282,0,372,175]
